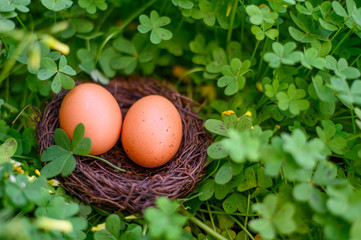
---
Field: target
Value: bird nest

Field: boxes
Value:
[35,77,212,213]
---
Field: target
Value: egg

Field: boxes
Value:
[121,95,183,168]
[59,83,122,155]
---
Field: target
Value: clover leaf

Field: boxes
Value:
[246,5,278,26]
[326,181,361,222]
[41,0,72,11]
[223,192,247,214]
[296,1,313,15]
[111,35,154,74]
[144,197,188,240]
[0,138,17,164]
[138,10,173,44]
[264,42,302,68]
[0,0,30,13]
[217,58,251,96]
[276,84,310,115]
[237,166,273,198]
[250,194,297,240]
[221,130,260,163]
[41,123,91,178]
[37,55,76,94]
[328,77,361,107]
[35,196,87,232]
[251,24,279,41]
[78,0,107,14]
[198,0,217,26]
[316,120,347,155]
[172,0,193,9]
[94,214,123,240]
[41,123,125,178]
[332,0,361,29]
[312,75,337,103]
[300,47,326,69]
[205,47,228,76]
[293,161,337,213]
[5,175,49,207]
[282,129,326,170]
[0,12,15,32]
[325,56,361,80]
[288,11,333,43]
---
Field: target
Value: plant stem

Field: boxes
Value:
[197,209,260,217]
[13,155,33,160]
[250,40,260,65]
[16,16,28,31]
[331,28,353,55]
[330,27,343,42]
[206,202,217,232]
[256,38,268,80]
[227,0,239,44]
[85,154,126,172]
[347,132,361,141]
[350,54,361,66]
[228,215,255,240]
[245,193,251,227]
[94,0,157,64]
[350,105,357,135]
[94,5,115,33]
[180,208,228,240]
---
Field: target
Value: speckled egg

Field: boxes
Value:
[59,83,122,155]
[121,95,183,168]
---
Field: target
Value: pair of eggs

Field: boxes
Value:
[59,83,183,168]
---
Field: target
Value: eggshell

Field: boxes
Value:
[59,83,122,155]
[121,95,183,168]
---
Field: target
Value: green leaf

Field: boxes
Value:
[54,128,72,151]
[78,0,107,14]
[138,10,172,44]
[215,163,232,184]
[51,74,62,94]
[250,194,297,239]
[40,145,76,178]
[41,0,72,11]
[223,192,247,214]
[105,214,121,239]
[0,138,17,164]
[237,167,257,192]
[56,73,75,89]
[332,1,348,18]
[205,119,228,136]
[73,138,91,156]
[207,141,228,159]
[222,130,260,163]
[172,0,194,9]
[199,179,215,201]
[282,129,326,169]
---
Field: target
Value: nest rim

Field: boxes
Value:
[36,77,211,214]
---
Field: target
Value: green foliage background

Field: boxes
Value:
[1,0,361,239]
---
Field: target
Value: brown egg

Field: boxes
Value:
[121,95,183,168]
[59,83,122,155]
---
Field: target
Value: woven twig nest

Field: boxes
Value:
[36,77,211,213]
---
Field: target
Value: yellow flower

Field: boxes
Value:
[243,111,252,117]
[35,169,41,176]
[256,82,263,92]
[36,217,73,233]
[47,179,60,187]
[42,35,70,55]
[91,223,106,232]
[222,110,235,117]
[14,166,24,174]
